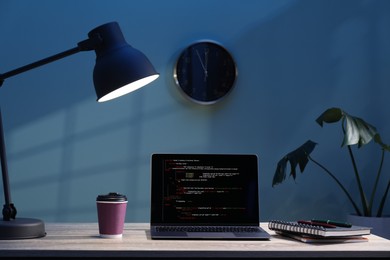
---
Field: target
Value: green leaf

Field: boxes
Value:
[375,134,390,152]
[272,140,317,187]
[343,114,377,148]
[315,107,343,127]
[316,107,381,149]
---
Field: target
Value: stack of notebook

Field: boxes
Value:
[268,220,372,243]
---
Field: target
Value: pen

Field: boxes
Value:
[297,220,337,228]
[311,219,352,228]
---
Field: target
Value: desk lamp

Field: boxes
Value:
[0,21,159,239]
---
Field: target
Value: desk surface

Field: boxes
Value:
[0,223,389,258]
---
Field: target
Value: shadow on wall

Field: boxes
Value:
[1,0,389,223]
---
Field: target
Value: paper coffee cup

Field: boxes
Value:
[96,192,127,238]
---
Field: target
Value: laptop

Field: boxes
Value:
[150,153,270,240]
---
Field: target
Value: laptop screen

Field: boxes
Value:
[150,154,260,226]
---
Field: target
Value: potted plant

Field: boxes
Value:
[272,107,390,237]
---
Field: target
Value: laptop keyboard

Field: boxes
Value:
[155,226,261,233]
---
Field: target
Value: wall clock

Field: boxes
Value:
[174,40,237,105]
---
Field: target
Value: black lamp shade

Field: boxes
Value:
[89,22,159,102]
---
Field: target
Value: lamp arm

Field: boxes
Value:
[0,47,80,85]
[0,35,101,87]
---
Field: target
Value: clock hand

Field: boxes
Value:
[204,49,209,81]
[196,50,208,81]
[204,49,209,71]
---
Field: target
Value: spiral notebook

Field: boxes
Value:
[149,153,271,240]
[268,220,371,237]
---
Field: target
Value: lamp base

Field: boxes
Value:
[0,218,46,239]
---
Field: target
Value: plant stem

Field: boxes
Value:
[347,145,369,216]
[307,154,362,216]
[377,179,390,217]
[341,118,369,216]
[370,149,384,216]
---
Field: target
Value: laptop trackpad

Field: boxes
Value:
[187,232,236,238]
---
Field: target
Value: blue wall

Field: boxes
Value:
[0,0,389,223]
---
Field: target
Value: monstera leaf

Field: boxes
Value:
[316,107,388,150]
[272,140,317,187]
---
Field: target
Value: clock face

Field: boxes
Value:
[174,41,237,104]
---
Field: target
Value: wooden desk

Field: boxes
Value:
[0,223,389,258]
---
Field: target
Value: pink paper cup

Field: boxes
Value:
[96,192,127,238]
